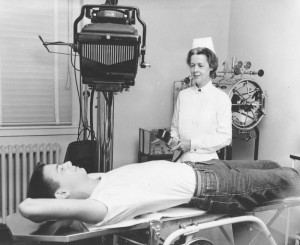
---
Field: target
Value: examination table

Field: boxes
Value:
[6,197,300,245]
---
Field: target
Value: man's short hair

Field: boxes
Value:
[186,47,218,78]
[27,162,59,198]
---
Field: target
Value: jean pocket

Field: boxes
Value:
[202,171,219,195]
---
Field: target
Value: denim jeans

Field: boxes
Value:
[186,159,300,215]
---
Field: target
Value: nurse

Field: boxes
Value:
[170,37,232,162]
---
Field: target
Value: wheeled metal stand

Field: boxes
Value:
[94,82,127,173]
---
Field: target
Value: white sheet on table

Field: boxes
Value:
[85,207,206,231]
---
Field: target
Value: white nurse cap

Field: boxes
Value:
[192,37,215,54]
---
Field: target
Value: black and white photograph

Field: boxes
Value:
[1,1,300,244]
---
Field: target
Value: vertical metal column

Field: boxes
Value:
[96,91,114,172]
[254,126,260,160]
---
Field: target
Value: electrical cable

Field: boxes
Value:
[38,35,76,56]
[73,57,84,141]
[70,49,80,71]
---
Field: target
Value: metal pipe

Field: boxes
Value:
[96,91,101,172]
[97,92,114,172]
[163,215,277,245]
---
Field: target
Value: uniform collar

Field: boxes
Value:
[192,81,213,93]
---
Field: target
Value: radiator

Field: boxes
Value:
[0,143,61,224]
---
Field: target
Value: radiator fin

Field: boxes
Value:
[82,44,135,65]
[0,143,61,224]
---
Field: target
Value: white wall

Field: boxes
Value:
[228,0,300,166]
[4,0,298,169]
[1,0,230,168]
[110,0,231,168]
[227,0,300,233]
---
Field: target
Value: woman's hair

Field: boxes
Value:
[186,47,218,78]
[27,162,59,198]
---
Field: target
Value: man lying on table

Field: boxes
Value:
[19,159,300,227]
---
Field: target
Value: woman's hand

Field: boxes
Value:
[171,139,191,152]
[167,137,179,148]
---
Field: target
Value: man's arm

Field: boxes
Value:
[19,198,108,224]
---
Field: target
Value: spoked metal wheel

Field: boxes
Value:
[216,79,266,130]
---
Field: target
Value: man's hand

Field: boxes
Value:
[171,139,191,152]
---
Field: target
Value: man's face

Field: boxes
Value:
[43,161,88,194]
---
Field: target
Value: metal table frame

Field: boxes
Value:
[7,199,300,245]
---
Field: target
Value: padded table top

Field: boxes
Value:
[6,207,209,243]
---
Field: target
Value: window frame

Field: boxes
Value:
[0,0,79,127]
